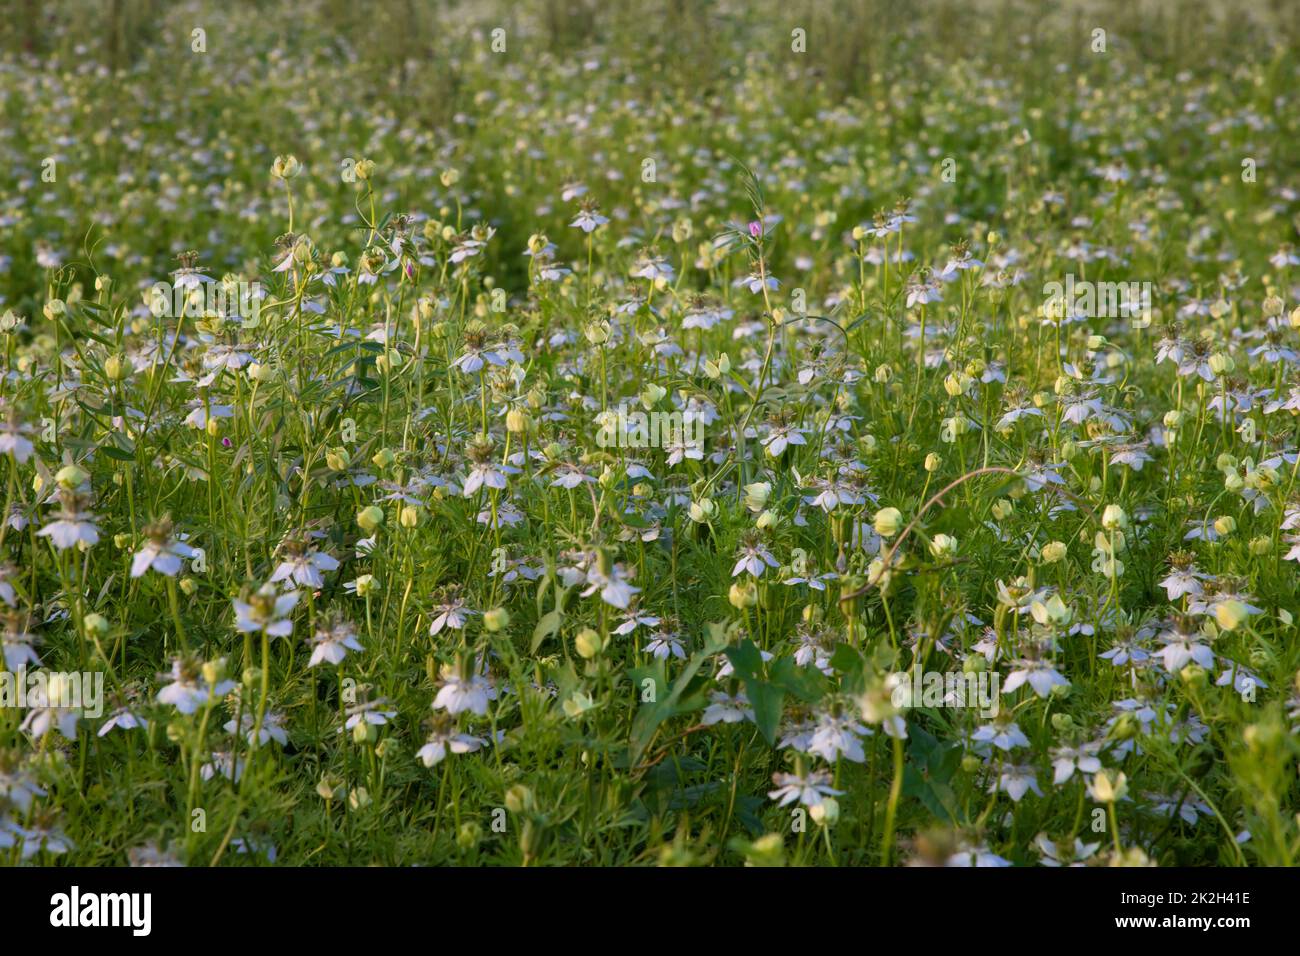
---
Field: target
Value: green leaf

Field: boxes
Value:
[628,638,721,763]
[723,639,763,681]
[98,443,136,462]
[770,656,827,703]
[746,680,784,746]
[530,609,562,653]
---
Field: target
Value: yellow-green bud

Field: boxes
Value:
[575,627,603,659]
[357,505,385,533]
[873,507,904,537]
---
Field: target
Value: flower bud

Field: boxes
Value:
[928,533,957,558]
[1214,599,1250,631]
[743,482,771,513]
[1090,769,1127,803]
[504,784,534,814]
[104,353,129,381]
[202,658,227,687]
[873,507,904,537]
[352,720,377,744]
[457,821,482,850]
[506,407,530,434]
[271,154,301,179]
[1041,541,1068,563]
[357,505,385,532]
[55,464,89,489]
[729,581,758,608]
[1101,504,1127,531]
[810,797,840,827]
[575,627,603,659]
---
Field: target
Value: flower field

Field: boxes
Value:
[1,0,1299,867]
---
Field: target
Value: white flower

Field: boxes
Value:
[463,461,507,496]
[1050,742,1103,784]
[1156,630,1214,673]
[580,564,639,609]
[308,620,364,667]
[0,419,35,463]
[643,629,687,660]
[98,707,148,737]
[2,623,41,670]
[131,524,197,578]
[19,677,81,740]
[233,586,299,638]
[768,769,844,808]
[156,659,235,715]
[701,691,754,726]
[1158,565,1210,600]
[270,546,340,589]
[732,542,779,578]
[432,667,495,716]
[1034,833,1100,867]
[429,597,476,635]
[225,710,289,747]
[417,729,494,767]
[1002,658,1069,698]
[808,712,871,763]
[37,493,100,551]
[971,720,1029,752]
[570,209,609,233]
[991,763,1042,802]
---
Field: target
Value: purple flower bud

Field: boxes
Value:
[748,221,762,239]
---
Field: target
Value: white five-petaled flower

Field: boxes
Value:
[991,763,1043,802]
[0,418,35,463]
[270,545,340,589]
[432,666,496,716]
[417,727,496,767]
[156,658,236,715]
[701,690,754,726]
[429,596,476,635]
[1002,658,1070,698]
[308,619,364,667]
[234,586,299,638]
[808,711,871,763]
[643,628,687,660]
[1050,741,1103,784]
[131,521,197,578]
[768,768,844,808]
[732,542,779,578]
[463,461,507,497]
[37,492,100,551]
